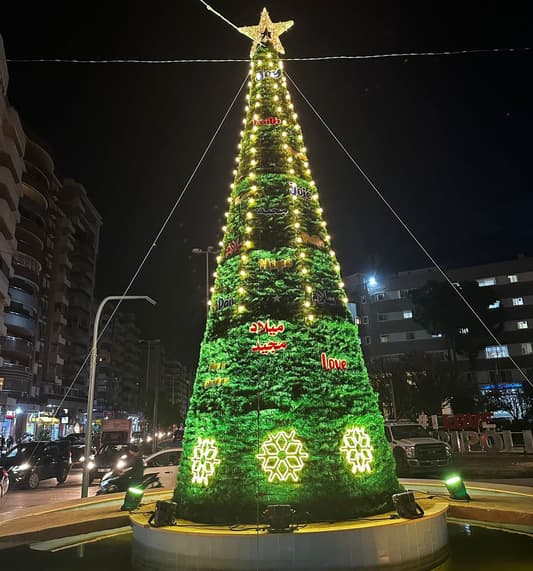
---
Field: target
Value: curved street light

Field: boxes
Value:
[81,295,156,498]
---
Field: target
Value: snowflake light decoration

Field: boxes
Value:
[191,437,221,486]
[257,429,309,483]
[340,427,374,474]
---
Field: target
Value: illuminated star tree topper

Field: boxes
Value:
[238,7,294,57]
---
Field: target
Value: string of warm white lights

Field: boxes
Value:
[51,73,249,418]
[285,71,533,390]
[5,46,531,64]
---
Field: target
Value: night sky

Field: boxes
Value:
[1,1,532,366]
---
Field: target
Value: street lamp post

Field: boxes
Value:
[192,246,217,319]
[81,295,156,499]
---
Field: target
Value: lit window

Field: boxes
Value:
[458,327,469,334]
[512,297,524,306]
[403,310,413,319]
[508,275,518,283]
[362,315,369,325]
[379,334,389,343]
[517,321,528,330]
[478,277,496,287]
[485,345,509,359]
[521,343,533,355]
[432,333,443,338]
[376,293,385,301]
[489,300,501,309]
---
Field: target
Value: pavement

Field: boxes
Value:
[0,468,95,519]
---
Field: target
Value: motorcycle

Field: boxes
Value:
[96,464,162,495]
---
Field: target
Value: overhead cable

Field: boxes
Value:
[286,71,533,389]
[51,73,249,417]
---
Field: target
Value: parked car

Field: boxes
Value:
[87,443,130,483]
[95,447,182,494]
[1,441,71,489]
[0,466,9,498]
[384,421,452,476]
[144,448,182,489]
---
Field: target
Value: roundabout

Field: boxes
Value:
[130,498,449,571]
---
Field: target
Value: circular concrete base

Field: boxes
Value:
[131,499,448,571]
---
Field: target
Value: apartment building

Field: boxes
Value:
[0,35,27,411]
[57,179,101,409]
[0,34,102,437]
[164,359,192,424]
[95,307,142,414]
[345,256,533,400]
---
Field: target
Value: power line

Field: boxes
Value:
[285,71,533,390]
[5,46,531,64]
[51,73,249,417]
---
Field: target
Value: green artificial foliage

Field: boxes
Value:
[174,43,401,523]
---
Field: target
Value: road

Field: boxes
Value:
[1,463,530,523]
[0,468,102,519]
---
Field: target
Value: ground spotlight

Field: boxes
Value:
[392,491,424,519]
[148,500,177,527]
[444,474,470,501]
[263,504,296,533]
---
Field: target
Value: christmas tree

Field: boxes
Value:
[174,8,401,523]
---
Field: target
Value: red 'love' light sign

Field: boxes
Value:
[321,353,347,370]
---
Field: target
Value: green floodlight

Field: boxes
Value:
[120,486,145,511]
[444,475,470,501]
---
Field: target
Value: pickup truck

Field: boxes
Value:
[384,421,452,476]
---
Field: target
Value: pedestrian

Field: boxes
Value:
[0,434,5,452]
[120,444,145,511]
[6,435,14,450]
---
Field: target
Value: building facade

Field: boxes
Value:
[0,33,102,437]
[0,34,27,435]
[345,256,533,415]
[95,307,142,414]
[163,359,192,425]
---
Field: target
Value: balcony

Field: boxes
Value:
[0,197,19,240]
[18,215,45,243]
[0,335,34,362]
[4,311,36,337]
[0,137,24,182]
[56,252,73,269]
[9,286,39,311]
[54,313,67,326]
[12,261,40,289]
[0,362,32,393]
[6,108,26,156]
[76,241,95,261]
[56,233,75,253]
[0,165,19,210]
[22,163,50,201]
[17,240,43,264]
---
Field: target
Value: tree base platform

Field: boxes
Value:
[130,498,448,571]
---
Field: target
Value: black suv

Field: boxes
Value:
[1,441,71,489]
[88,443,130,483]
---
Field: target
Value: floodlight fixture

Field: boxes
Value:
[444,474,470,501]
[392,491,424,519]
[263,504,296,533]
